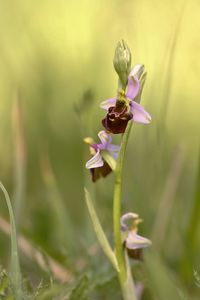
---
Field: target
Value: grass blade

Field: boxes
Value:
[0,182,23,299]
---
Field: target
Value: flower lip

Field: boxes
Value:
[90,161,112,182]
[102,103,133,134]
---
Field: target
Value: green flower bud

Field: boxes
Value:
[113,40,132,89]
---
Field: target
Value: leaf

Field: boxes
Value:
[69,275,88,300]
[0,182,23,300]
[84,188,119,272]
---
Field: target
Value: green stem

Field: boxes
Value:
[113,121,138,300]
[113,121,133,284]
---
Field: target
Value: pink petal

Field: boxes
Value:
[126,76,140,100]
[98,131,112,148]
[129,64,144,79]
[85,150,104,169]
[126,231,152,250]
[107,144,120,160]
[130,101,152,124]
[100,98,116,110]
[120,212,139,231]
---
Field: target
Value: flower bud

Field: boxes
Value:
[113,40,132,89]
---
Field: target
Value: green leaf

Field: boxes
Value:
[0,182,23,300]
[69,275,88,300]
[84,188,119,272]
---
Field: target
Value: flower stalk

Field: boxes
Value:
[113,121,134,288]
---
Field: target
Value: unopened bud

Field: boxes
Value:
[113,40,131,89]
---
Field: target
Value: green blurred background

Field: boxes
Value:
[0,0,199,298]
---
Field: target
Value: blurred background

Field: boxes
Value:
[0,0,199,298]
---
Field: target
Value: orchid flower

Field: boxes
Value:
[120,212,152,259]
[101,65,151,134]
[85,131,120,182]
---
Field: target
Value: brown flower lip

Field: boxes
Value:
[102,102,133,134]
[90,161,112,182]
[127,247,143,261]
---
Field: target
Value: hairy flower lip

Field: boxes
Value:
[102,104,133,134]
[90,161,112,182]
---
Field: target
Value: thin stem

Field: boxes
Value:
[113,121,138,300]
[113,121,133,284]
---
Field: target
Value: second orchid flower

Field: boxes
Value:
[85,131,120,182]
